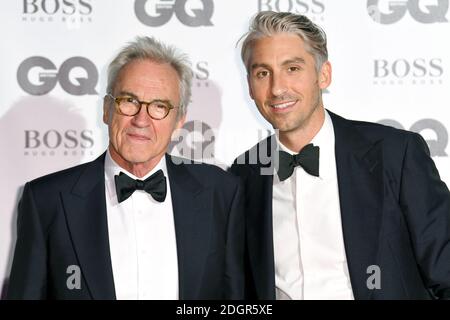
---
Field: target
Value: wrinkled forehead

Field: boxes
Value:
[113,59,181,101]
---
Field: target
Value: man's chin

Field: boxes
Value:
[271,122,292,132]
[125,155,154,165]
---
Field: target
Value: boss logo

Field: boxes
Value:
[373,58,443,85]
[17,56,98,95]
[25,129,94,150]
[367,0,448,24]
[23,0,93,15]
[258,0,325,15]
[135,0,214,27]
[194,61,209,87]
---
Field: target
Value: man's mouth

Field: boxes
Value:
[269,100,298,110]
[127,133,150,141]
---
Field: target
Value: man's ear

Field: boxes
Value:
[318,61,332,90]
[175,114,186,130]
[247,73,254,100]
[103,97,111,124]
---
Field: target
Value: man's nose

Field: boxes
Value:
[131,103,152,127]
[271,72,287,97]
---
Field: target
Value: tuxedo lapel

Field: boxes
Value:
[245,136,277,299]
[330,111,384,300]
[166,155,212,300]
[62,153,116,300]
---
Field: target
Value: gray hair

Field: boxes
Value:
[106,36,193,118]
[241,11,328,73]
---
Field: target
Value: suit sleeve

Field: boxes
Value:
[7,182,47,299]
[229,163,258,300]
[224,179,246,299]
[400,133,450,299]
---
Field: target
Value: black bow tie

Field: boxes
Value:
[114,169,167,203]
[277,143,320,181]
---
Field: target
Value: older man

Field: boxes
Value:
[7,36,244,300]
[231,11,450,300]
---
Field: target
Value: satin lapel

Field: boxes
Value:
[61,153,116,300]
[245,136,277,299]
[330,111,384,300]
[166,155,211,300]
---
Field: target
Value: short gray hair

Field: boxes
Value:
[241,11,328,72]
[106,36,193,118]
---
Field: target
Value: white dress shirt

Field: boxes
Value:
[272,110,354,300]
[104,150,179,300]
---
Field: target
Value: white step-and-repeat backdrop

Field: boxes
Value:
[1,0,449,297]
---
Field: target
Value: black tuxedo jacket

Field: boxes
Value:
[230,111,450,300]
[7,153,245,300]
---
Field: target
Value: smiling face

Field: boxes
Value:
[103,59,185,175]
[247,33,331,136]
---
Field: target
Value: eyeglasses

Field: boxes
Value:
[106,94,178,120]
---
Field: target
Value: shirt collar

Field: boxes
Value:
[275,109,336,180]
[104,148,169,201]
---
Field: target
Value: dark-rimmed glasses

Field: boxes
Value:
[106,94,178,120]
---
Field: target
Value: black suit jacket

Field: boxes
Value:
[7,153,245,300]
[230,111,450,300]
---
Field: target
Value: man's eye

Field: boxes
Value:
[155,103,168,109]
[125,97,137,104]
[288,66,300,72]
[256,70,269,78]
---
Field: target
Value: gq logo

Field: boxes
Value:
[367,0,449,24]
[17,56,98,95]
[135,0,214,27]
[378,119,448,157]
